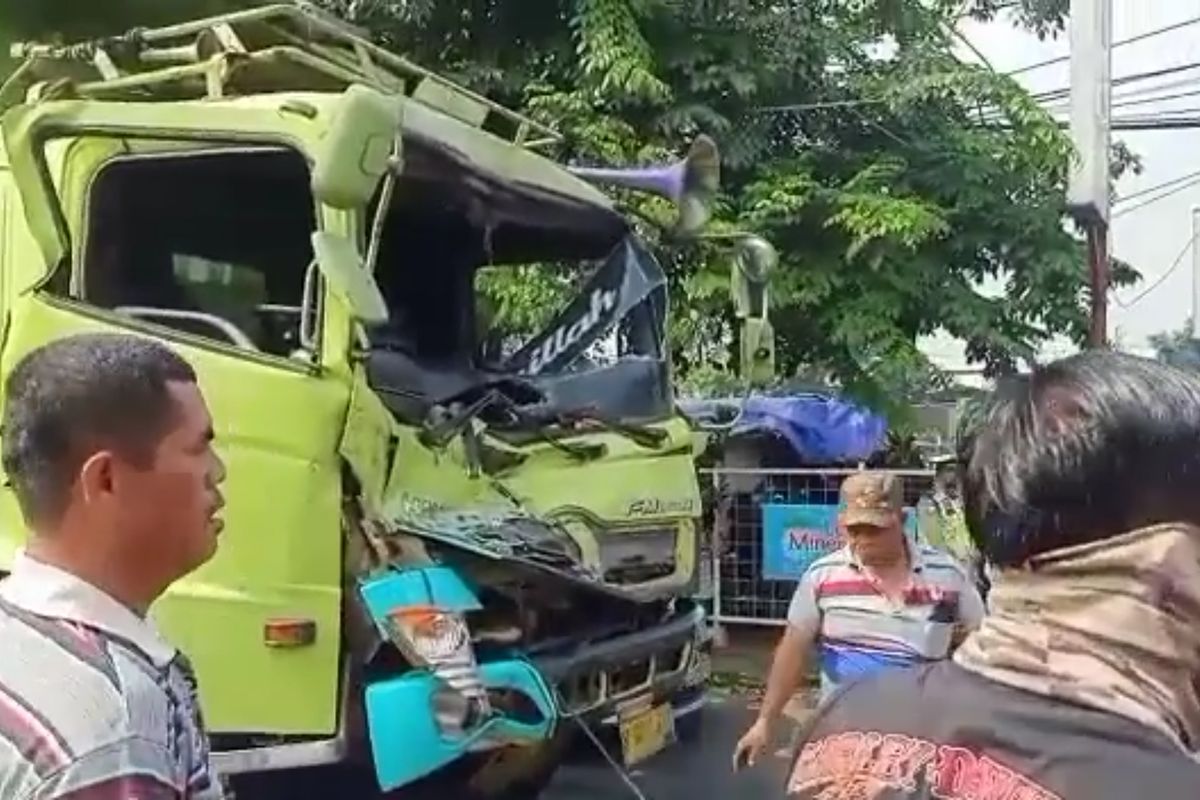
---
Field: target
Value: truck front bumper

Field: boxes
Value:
[365,656,558,791]
[359,566,709,792]
[533,600,711,723]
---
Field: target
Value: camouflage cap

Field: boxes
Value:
[840,471,904,528]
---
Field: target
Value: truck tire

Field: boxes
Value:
[391,730,572,800]
[675,705,704,743]
[233,736,567,800]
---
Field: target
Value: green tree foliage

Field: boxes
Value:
[967,0,1068,40]
[345,0,1136,406]
[5,0,1138,414]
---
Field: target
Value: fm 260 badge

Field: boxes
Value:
[626,497,696,517]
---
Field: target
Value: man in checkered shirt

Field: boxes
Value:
[732,470,986,771]
[0,334,227,799]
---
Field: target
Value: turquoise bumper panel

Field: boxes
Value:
[357,566,558,792]
[365,657,558,791]
[358,565,482,622]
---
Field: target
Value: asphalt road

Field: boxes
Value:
[546,694,790,800]
[232,694,791,799]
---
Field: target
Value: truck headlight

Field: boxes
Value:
[386,605,492,720]
[388,605,471,664]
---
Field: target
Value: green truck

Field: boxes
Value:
[0,5,774,797]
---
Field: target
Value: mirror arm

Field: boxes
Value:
[363,146,402,276]
[298,258,320,352]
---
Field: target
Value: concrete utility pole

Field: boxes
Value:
[1066,0,1112,349]
[1192,205,1200,338]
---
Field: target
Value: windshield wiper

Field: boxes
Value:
[421,390,603,461]
[575,412,670,449]
[519,406,670,450]
[419,390,501,449]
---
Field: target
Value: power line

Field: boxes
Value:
[1038,80,1200,113]
[1110,87,1200,110]
[1039,85,1200,115]
[1031,61,1200,105]
[1108,115,1200,130]
[1006,15,1200,76]
[1113,174,1200,218]
[1114,168,1200,206]
[972,61,1200,123]
[976,114,1200,130]
[760,60,1200,121]
[754,98,880,114]
[1113,231,1196,309]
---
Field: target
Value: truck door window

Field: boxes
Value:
[80,145,316,358]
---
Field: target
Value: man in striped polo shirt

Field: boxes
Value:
[732,470,985,770]
[0,334,226,799]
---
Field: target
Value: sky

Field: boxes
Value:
[921,1,1200,373]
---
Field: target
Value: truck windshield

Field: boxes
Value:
[364,135,674,429]
[484,237,667,376]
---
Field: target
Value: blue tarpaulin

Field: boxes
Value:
[681,393,888,464]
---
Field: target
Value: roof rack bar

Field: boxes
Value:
[134,3,350,43]
[264,23,403,93]
[73,48,372,100]
[264,11,563,146]
[7,2,562,150]
[76,60,219,97]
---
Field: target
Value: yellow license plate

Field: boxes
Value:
[618,702,675,767]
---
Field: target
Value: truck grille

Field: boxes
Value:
[556,641,690,716]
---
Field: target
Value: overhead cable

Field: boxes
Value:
[1005,15,1200,76]
[1113,175,1200,218]
[1112,231,1196,309]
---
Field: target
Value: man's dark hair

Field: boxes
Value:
[957,349,1200,567]
[2,333,197,524]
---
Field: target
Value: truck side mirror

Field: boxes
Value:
[730,236,778,383]
[730,236,777,319]
[312,231,389,324]
[311,83,402,210]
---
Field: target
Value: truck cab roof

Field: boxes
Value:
[1,2,615,213]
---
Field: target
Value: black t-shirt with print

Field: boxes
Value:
[785,660,1200,800]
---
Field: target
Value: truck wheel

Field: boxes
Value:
[390,729,572,800]
[674,706,704,743]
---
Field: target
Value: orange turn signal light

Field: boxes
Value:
[389,604,442,635]
[264,618,317,648]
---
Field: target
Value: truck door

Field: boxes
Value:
[0,99,360,738]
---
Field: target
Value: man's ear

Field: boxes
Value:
[77,450,117,507]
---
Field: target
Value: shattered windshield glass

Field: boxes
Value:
[491,236,668,377]
[479,236,674,424]
[363,135,674,427]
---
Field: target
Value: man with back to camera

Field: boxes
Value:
[732,470,986,770]
[0,334,227,798]
[783,349,1200,798]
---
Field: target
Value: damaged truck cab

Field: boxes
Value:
[0,6,714,798]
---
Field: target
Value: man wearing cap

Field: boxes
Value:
[732,470,985,771]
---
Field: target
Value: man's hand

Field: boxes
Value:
[733,619,816,772]
[732,717,771,771]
